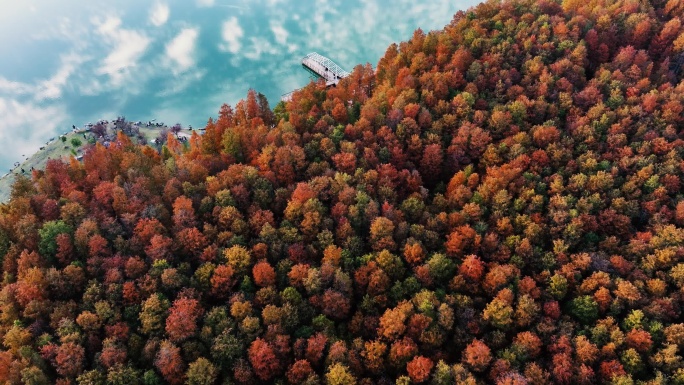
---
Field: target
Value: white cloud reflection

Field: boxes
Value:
[95,16,151,86]
[197,0,215,7]
[270,21,288,45]
[149,2,170,27]
[0,97,67,171]
[166,27,200,72]
[219,17,244,54]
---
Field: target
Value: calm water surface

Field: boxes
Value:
[0,0,480,170]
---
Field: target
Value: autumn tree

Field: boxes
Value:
[463,339,492,372]
[287,360,314,384]
[252,260,276,287]
[155,340,185,385]
[186,357,218,385]
[248,338,281,381]
[172,196,196,230]
[407,356,434,383]
[325,363,356,385]
[140,294,170,336]
[369,217,396,251]
[55,342,85,378]
[166,297,203,343]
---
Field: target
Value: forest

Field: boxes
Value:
[3,0,684,383]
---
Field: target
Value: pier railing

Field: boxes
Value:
[281,53,350,102]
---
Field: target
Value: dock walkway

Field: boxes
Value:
[282,53,350,102]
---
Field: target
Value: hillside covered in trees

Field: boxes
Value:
[3,0,684,383]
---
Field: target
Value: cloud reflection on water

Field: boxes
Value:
[0,0,480,171]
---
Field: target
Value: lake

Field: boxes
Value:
[0,0,480,172]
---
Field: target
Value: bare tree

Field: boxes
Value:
[91,123,107,138]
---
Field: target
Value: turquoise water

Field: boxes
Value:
[0,0,480,171]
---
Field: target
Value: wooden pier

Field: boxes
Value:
[281,52,350,102]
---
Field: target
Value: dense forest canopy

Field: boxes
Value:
[3,0,684,383]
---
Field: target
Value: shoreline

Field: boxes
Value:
[0,119,195,202]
